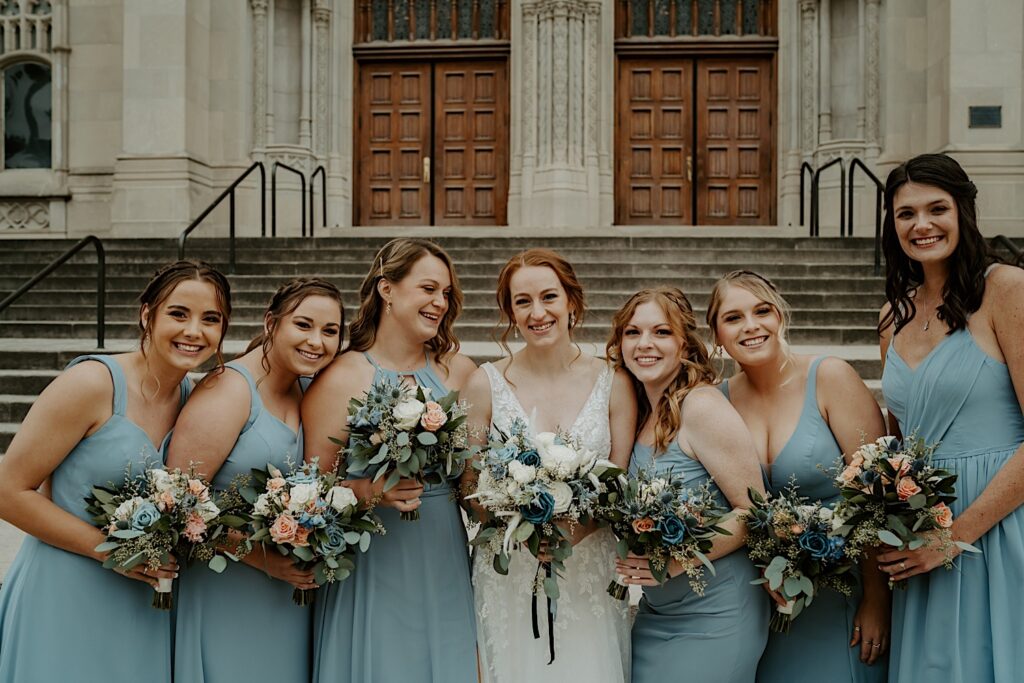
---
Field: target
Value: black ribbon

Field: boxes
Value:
[531,562,556,665]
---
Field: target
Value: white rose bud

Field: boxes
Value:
[113,496,144,522]
[548,481,573,514]
[288,482,319,512]
[148,469,174,494]
[326,485,359,513]
[253,493,271,516]
[392,398,426,430]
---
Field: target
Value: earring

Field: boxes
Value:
[569,312,577,328]
[513,326,519,340]
[386,301,392,315]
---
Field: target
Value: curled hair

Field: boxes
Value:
[606,286,718,454]
[878,153,1000,336]
[705,270,791,345]
[243,277,345,375]
[139,259,231,373]
[494,248,586,381]
[347,238,462,369]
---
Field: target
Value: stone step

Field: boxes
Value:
[0,369,59,395]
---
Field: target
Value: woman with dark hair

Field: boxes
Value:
[303,238,478,683]
[0,260,231,683]
[876,153,1024,683]
[168,277,344,683]
[463,248,636,683]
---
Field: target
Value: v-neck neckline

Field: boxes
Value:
[494,363,608,436]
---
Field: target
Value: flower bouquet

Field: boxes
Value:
[831,436,980,588]
[240,458,385,606]
[338,375,474,521]
[86,466,233,609]
[743,485,855,631]
[600,466,731,600]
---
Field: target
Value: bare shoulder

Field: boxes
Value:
[191,364,250,400]
[441,352,478,390]
[816,355,863,386]
[680,383,732,420]
[307,351,374,396]
[984,263,1024,303]
[611,366,634,391]
[45,357,116,407]
[878,301,893,342]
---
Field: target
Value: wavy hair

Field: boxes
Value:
[878,153,1000,336]
[606,287,718,454]
[347,238,462,369]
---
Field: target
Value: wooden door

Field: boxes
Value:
[695,59,773,225]
[616,59,695,225]
[357,63,432,225]
[433,60,508,225]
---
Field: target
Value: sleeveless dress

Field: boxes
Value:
[722,358,888,682]
[173,362,312,682]
[0,355,190,683]
[629,439,768,683]
[473,361,630,683]
[883,323,1024,683]
[311,352,477,683]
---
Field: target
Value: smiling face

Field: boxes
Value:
[620,300,685,389]
[379,253,452,343]
[711,284,785,367]
[508,265,575,349]
[266,294,343,376]
[141,278,225,372]
[892,181,960,266]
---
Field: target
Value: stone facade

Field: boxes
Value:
[0,0,1020,238]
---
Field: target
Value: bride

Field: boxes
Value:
[461,248,636,682]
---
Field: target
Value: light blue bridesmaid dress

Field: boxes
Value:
[722,357,888,682]
[883,323,1024,683]
[629,439,769,683]
[173,362,312,682]
[311,352,477,683]
[0,355,190,683]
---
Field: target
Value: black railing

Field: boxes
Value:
[799,161,813,227]
[0,236,106,348]
[309,165,326,238]
[848,157,885,275]
[271,162,307,239]
[178,162,266,274]
[992,235,1024,267]
[811,157,845,237]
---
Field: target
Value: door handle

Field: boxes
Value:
[686,155,692,182]
[423,156,431,183]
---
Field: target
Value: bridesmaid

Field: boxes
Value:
[706,270,890,681]
[303,238,478,683]
[0,261,231,682]
[168,278,344,682]
[608,286,768,683]
[876,153,1024,683]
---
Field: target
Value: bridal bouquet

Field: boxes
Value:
[339,375,474,520]
[86,465,239,609]
[600,466,730,600]
[240,458,385,606]
[831,435,979,588]
[744,485,855,631]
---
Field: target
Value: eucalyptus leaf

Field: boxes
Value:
[877,529,905,547]
[543,576,560,600]
[417,432,438,446]
[208,555,228,573]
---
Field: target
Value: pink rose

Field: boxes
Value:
[267,477,286,493]
[293,527,311,547]
[888,456,911,477]
[270,513,298,544]
[420,402,448,432]
[839,464,862,484]
[932,503,954,528]
[183,512,208,542]
[156,490,176,511]
[850,453,865,469]
[188,479,211,502]
[896,477,922,501]
[631,518,655,533]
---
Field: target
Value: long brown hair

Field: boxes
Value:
[243,277,345,374]
[606,286,717,454]
[347,238,462,369]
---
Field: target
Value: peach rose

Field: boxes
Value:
[420,402,448,432]
[932,503,954,528]
[896,477,922,501]
[267,477,287,493]
[789,524,805,536]
[888,456,911,477]
[270,513,298,544]
[839,464,862,484]
[183,512,208,542]
[156,490,176,511]
[850,453,865,469]
[293,527,311,547]
[188,478,211,502]
[632,518,655,534]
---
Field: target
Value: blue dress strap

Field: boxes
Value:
[362,352,383,371]
[804,356,825,413]
[65,354,127,417]
[718,379,731,399]
[223,362,261,432]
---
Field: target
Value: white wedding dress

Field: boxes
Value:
[473,361,631,683]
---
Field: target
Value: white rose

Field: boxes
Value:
[288,482,319,512]
[539,444,579,477]
[818,506,834,521]
[548,481,573,514]
[508,460,537,485]
[534,432,558,453]
[148,469,174,494]
[253,493,271,516]
[197,499,221,522]
[504,478,522,500]
[326,485,359,513]
[113,496,144,522]
[831,513,847,533]
[392,398,426,430]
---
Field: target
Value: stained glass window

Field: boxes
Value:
[4,62,51,169]
[676,0,693,36]
[742,0,760,34]
[371,0,389,40]
[456,0,473,38]
[436,0,452,38]
[697,0,715,35]
[478,0,497,38]
[720,0,737,34]
[415,0,431,39]
[631,0,650,36]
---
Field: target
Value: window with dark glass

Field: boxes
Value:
[619,0,773,38]
[3,61,51,169]
[356,0,507,43]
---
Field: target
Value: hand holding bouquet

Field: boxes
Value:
[601,466,731,600]
[241,458,384,606]
[831,436,980,588]
[339,376,474,520]
[744,485,855,631]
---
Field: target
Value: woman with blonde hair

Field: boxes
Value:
[707,270,890,681]
[303,238,478,683]
[608,286,767,683]
[462,248,636,682]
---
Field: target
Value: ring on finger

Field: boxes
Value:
[853,626,861,632]
[900,561,907,571]
[872,644,882,649]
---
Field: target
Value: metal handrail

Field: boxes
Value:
[309,165,326,238]
[811,157,845,237]
[799,161,813,227]
[848,157,885,275]
[178,161,266,273]
[0,236,106,348]
[271,162,307,238]
[992,235,1024,267]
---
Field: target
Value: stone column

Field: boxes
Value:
[299,0,312,147]
[817,0,831,142]
[313,1,330,159]
[800,0,819,155]
[864,0,881,156]
[251,0,269,154]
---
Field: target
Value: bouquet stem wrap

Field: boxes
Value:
[531,562,556,665]
[152,577,174,610]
